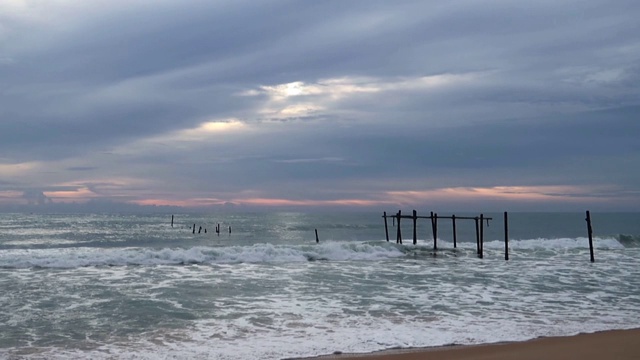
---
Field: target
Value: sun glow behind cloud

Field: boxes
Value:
[241,72,485,121]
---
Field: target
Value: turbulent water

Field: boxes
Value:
[1,211,639,359]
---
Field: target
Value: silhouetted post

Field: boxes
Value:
[192,224,196,234]
[383,212,389,242]
[229,226,231,235]
[205,228,207,234]
[586,210,595,262]
[198,226,202,234]
[479,214,484,259]
[452,214,457,248]
[504,212,509,261]
[475,217,480,255]
[432,212,438,250]
[412,210,417,245]
[396,210,402,244]
[171,215,174,228]
[216,224,220,236]
[315,229,319,243]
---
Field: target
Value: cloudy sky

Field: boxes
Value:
[1,0,639,212]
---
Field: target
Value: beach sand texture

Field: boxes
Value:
[308,329,640,360]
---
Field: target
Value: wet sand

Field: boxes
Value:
[302,328,640,360]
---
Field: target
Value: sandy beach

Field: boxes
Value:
[303,328,640,360]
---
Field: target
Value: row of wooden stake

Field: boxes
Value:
[170,215,231,235]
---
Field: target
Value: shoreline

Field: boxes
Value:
[295,328,640,360]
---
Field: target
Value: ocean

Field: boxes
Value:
[1,211,639,359]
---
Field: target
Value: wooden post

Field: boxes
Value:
[396,210,402,244]
[171,215,174,228]
[229,226,231,235]
[192,224,196,234]
[586,210,595,262]
[452,214,457,248]
[383,212,389,242]
[412,210,417,245]
[198,226,202,234]
[479,213,484,259]
[433,212,438,250]
[315,229,319,243]
[216,224,220,236]
[504,212,509,261]
[475,217,480,255]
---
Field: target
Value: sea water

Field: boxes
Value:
[0,212,639,359]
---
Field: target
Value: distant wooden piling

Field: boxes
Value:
[383,212,389,242]
[431,212,438,250]
[216,224,220,236]
[315,229,319,243]
[198,226,202,234]
[586,210,595,262]
[396,210,402,244]
[452,214,457,248]
[479,213,484,259]
[192,224,196,234]
[412,210,417,245]
[504,212,509,260]
[229,226,232,235]
[171,215,174,228]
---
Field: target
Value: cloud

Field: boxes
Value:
[0,0,639,211]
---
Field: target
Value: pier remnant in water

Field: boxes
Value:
[479,214,484,259]
[315,229,319,243]
[504,212,509,261]
[383,212,389,242]
[382,211,492,257]
[586,210,595,262]
[193,224,196,234]
[171,215,174,228]
[413,210,418,245]
[431,211,438,250]
[452,214,457,248]
[396,210,402,244]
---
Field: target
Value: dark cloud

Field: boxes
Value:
[0,0,639,210]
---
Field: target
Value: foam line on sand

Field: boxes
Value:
[297,328,640,360]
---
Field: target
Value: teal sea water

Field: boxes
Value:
[1,211,639,359]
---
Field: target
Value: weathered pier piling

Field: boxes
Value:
[381,210,594,262]
[383,212,389,242]
[431,212,438,250]
[396,210,402,244]
[586,210,595,262]
[382,210,492,257]
[479,213,484,259]
[504,211,509,261]
[452,214,457,248]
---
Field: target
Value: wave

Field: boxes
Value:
[0,242,407,269]
[0,236,630,269]
[617,234,640,248]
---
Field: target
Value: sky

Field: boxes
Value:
[1,0,639,212]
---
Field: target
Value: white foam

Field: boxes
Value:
[0,242,406,268]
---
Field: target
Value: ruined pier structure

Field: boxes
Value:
[382,210,596,262]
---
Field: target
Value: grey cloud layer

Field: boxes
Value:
[1,0,639,210]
